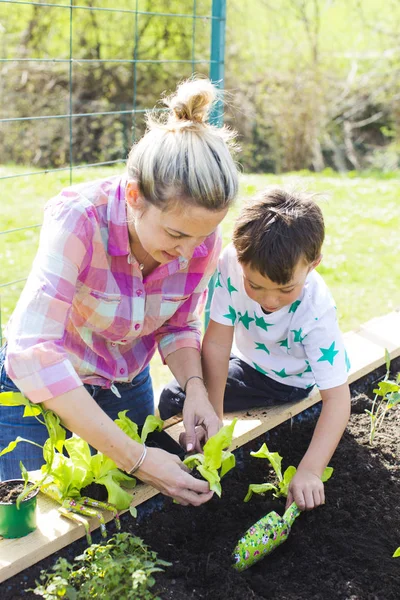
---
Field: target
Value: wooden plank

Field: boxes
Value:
[1,315,399,583]
[357,311,400,358]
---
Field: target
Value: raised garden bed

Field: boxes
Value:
[1,312,400,599]
[2,357,400,599]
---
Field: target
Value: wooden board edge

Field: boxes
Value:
[1,316,399,582]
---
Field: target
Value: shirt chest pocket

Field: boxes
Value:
[76,289,123,333]
[159,294,191,321]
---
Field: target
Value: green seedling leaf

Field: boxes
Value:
[250,443,283,480]
[47,454,91,499]
[201,418,237,471]
[183,453,205,469]
[64,435,92,470]
[393,547,400,558]
[130,506,138,518]
[244,483,278,502]
[322,467,334,482]
[140,414,163,443]
[197,465,221,497]
[246,444,334,503]
[280,465,297,497]
[220,450,236,478]
[20,461,29,485]
[385,348,391,373]
[114,410,141,443]
[23,403,42,417]
[43,410,66,454]
[183,420,237,497]
[0,436,25,456]
[373,380,399,397]
[0,391,28,407]
[387,391,400,409]
[96,470,135,510]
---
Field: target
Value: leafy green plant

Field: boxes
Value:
[183,419,237,497]
[244,443,333,502]
[365,350,400,445]
[0,392,163,511]
[393,547,400,558]
[32,532,171,600]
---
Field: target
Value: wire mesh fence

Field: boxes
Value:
[0,0,226,341]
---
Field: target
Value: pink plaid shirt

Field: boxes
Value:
[6,175,221,403]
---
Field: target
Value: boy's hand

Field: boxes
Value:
[286,467,325,511]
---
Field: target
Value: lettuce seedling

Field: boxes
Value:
[366,350,400,445]
[0,392,163,511]
[183,419,237,497]
[244,443,333,502]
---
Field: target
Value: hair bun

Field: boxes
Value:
[165,78,217,125]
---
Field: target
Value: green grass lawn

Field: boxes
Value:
[1,165,399,391]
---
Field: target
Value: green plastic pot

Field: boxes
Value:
[0,479,39,538]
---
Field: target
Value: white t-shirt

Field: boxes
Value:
[210,244,350,391]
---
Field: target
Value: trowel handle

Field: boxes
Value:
[282,502,301,527]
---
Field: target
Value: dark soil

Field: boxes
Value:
[0,481,37,504]
[2,359,400,599]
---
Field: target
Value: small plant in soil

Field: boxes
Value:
[0,391,164,541]
[244,443,333,502]
[183,418,237,497]
[365,350,400,445]
[32,531,171,600]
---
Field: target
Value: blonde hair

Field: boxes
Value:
[127,78,238,211]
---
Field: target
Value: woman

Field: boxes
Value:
[0,78,238,506]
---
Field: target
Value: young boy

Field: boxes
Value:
[159,187,351,511]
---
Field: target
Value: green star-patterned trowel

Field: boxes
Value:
[232,502,300,572]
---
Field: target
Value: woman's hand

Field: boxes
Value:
[181,378,222,452]
[285,467,325,511]
[135,447,214,506]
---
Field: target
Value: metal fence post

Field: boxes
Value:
[204,0,226,329]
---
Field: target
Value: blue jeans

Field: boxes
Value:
[0,345,154,481]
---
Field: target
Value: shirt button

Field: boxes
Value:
[120,368,125,374]
[134,323,140,330]
[136,289,143,296]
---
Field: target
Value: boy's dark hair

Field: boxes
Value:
[232,187,325,285]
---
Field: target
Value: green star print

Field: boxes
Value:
[255,342,270,354]
[254,312,274,332]
[317,341,339,366]
[277,337,290,350]
[291,328,305,343]
[227,277,238,296]
[215,271,223,288]
[345,350,351,372]
[272,368,290,378]
[253,362,268,375]
[289,300,301,313]
[223,305,237,325]
[238,310,254,330]
[296,360,312,377]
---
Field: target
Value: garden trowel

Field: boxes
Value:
[232,502,300,572]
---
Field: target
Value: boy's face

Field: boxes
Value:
[240,257,321,313]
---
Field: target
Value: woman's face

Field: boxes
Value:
[128,191,228,264]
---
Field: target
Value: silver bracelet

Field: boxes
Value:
[128,444,147,475]
[183,375,204,394]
